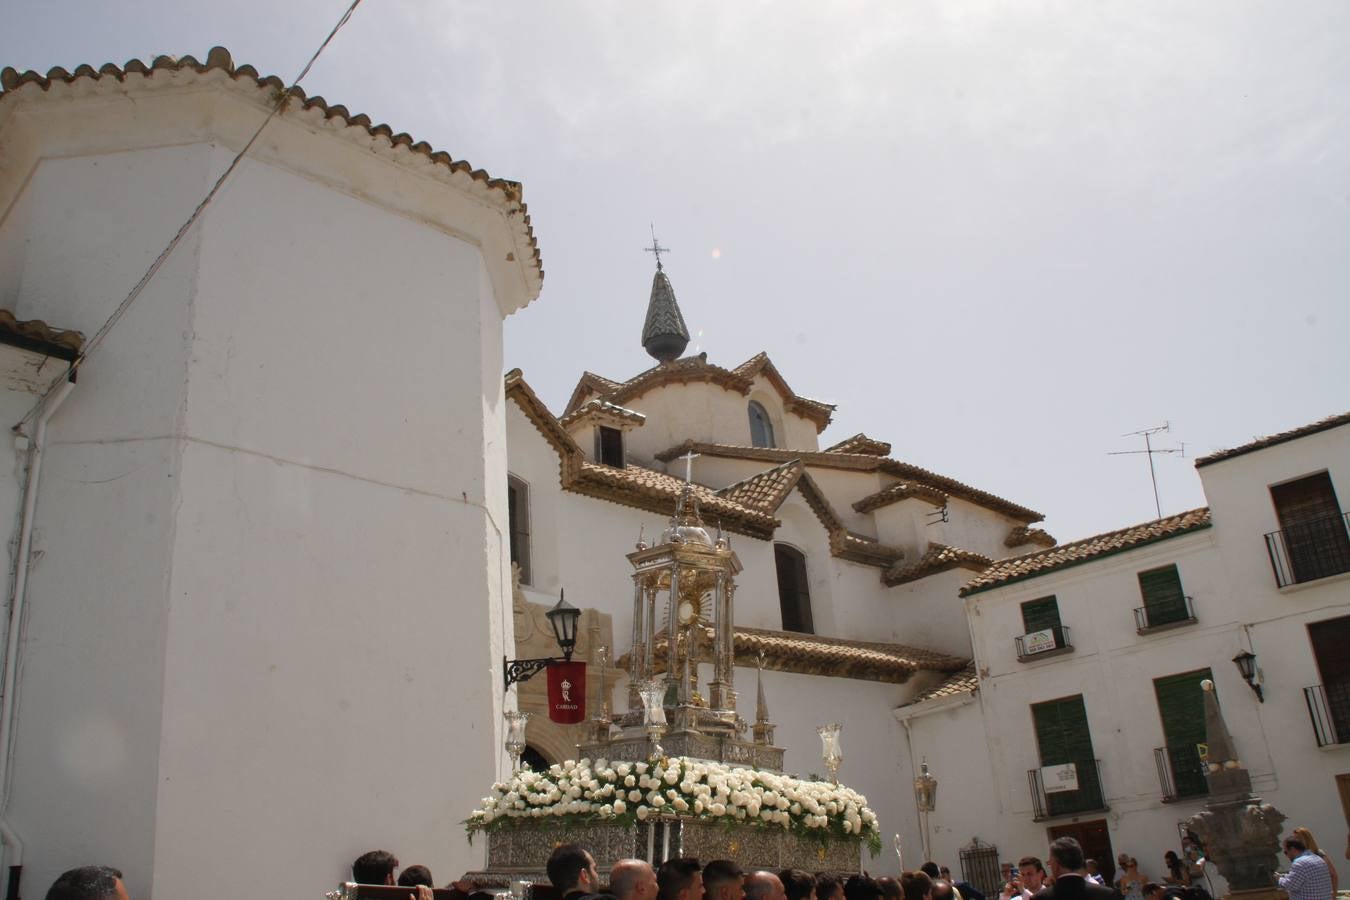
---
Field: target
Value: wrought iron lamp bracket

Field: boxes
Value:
[503,655,567,691]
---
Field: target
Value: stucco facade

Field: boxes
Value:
[0,54,539,899]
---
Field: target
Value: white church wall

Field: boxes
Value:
[506,402,566,594]
[767,497,840,635]
[0,142,211,900]
[0,99,521,899]
[689,455,772,490]
[872,500,926,558]
[926,498,1022,562]
[888,571,974,658]
[807,467,886,535]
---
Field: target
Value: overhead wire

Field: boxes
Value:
[14,0,366,432]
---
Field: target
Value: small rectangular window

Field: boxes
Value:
[1021,596,1061,633]
[507,476,531,585]
[597,426,625,468]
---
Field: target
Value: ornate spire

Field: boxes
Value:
[641,227,690,363]
[753,653,775,746]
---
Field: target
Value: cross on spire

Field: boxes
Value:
[645,224,670,271]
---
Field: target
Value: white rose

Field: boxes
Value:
[625,776,637,787]
[666,789,678,801]
[664,769,679,785]
[710,803,726,816]
[629,790,642,802]
[635,762,649,774]
[760,810,773,822]
[636,806,650,821]
[652,795,666,808]
[693,799,704,814]
[680,782,695,794]
[482,811,495,823]
[843,820,853,834]
[616,763,631,777]
[613,800,627,814]
[790,803,801,815]
[674,798,689,812]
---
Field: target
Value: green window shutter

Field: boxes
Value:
[1032,695,1103,814]
[1139,565,1187,625]
[1021,596,1061,633]
[1153,669,1212,798]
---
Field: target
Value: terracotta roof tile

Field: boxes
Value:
[505,371,776,538]
[0,310,83,359]
[962,507,1212,595]
[1195,412,1350,468]
[558,398,646,429]
[717,460,804,512]
[905,663,979,705]
[565,353,835,432]
[883,543,992,587]
[824,433,892,456]
[659,441,1044,523]
[636,625,968,684]
[853,481,947,513]
[0,48,542,285]
[1004,525,1057,549]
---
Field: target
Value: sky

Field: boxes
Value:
[4,0,1347,542]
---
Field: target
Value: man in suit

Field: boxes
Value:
[1040,838,1116,900]
[547,844,617,900]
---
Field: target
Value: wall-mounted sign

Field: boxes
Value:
[1041,762,1079,794]
[1022,629,1058,655]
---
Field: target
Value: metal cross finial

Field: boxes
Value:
[681,450,699,485]
[645,224,670,271]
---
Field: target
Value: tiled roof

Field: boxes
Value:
[1004,525,1057,549]
[658,441,1044,524]
[0,48,541,287]
[558,398,646,429]
[853,481,947,513]
[505,370,777,538]
[717,460,804,512]
[635,625,968,684]
[962,507,1212,596]
[1195,412,1350,468]
[904,663,979,706]
[824,433,892,456]
[883,543,992,587]
[564,352,836,432]
[795,472,904,568]
[0,310,83,359]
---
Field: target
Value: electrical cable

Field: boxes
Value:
[14,0,366,432]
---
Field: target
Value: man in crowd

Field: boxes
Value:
[1040,837,1116,900]
[703,860,745,900]
[45,867,129,900]
[547,844,613,900]
[900,871,933,900]
[353,850,400,886]
[1019,857,1048,894]
[1083,861,1104,887]
[657,858,702,900]
[399,865,435,889]
[941,864,984,900]
[611,860,658,900]
[781,869,816,900]
[1277,837,1334,900]
[816,873,845,900]
[745,871,788,900]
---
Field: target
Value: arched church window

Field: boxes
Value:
[507,475,532,585]
[774,544,813,633]
[749,401,776,448]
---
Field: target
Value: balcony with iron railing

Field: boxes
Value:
[1154,744,1209,802]
[1304,683,1350,748]
[1028,758,1108,821]
[1015,624,1073,662]
[1265,511,1350,588]
[1134,595,1198,634]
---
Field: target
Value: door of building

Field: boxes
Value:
[1309,616,1350,744]
[1271,472,1350,583]
[1153,669,1213,799]
[1048,820,1114,885]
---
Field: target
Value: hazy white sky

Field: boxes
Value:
[5,0,1347,541]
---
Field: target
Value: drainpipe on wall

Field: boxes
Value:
[0,377,76,900]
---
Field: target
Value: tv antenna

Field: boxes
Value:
[1108,422,1186,520]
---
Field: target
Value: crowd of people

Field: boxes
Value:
[37,822,1345,899]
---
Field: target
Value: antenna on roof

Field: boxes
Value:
[1108,422,1186,519]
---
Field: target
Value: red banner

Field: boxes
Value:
[547,661,586,724]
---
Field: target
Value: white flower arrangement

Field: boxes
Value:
[465,757,881,855]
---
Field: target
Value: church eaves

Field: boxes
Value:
[0,48,543,296]
[562,352,836,432]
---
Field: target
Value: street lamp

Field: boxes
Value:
[1232,650,1264,702]
[503,590,583,690]
[913,759,937,864]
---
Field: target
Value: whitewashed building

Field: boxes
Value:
[0,50,539,899]
[899,413,1350,895]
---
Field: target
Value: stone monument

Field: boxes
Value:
[1184,680,1286,900]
